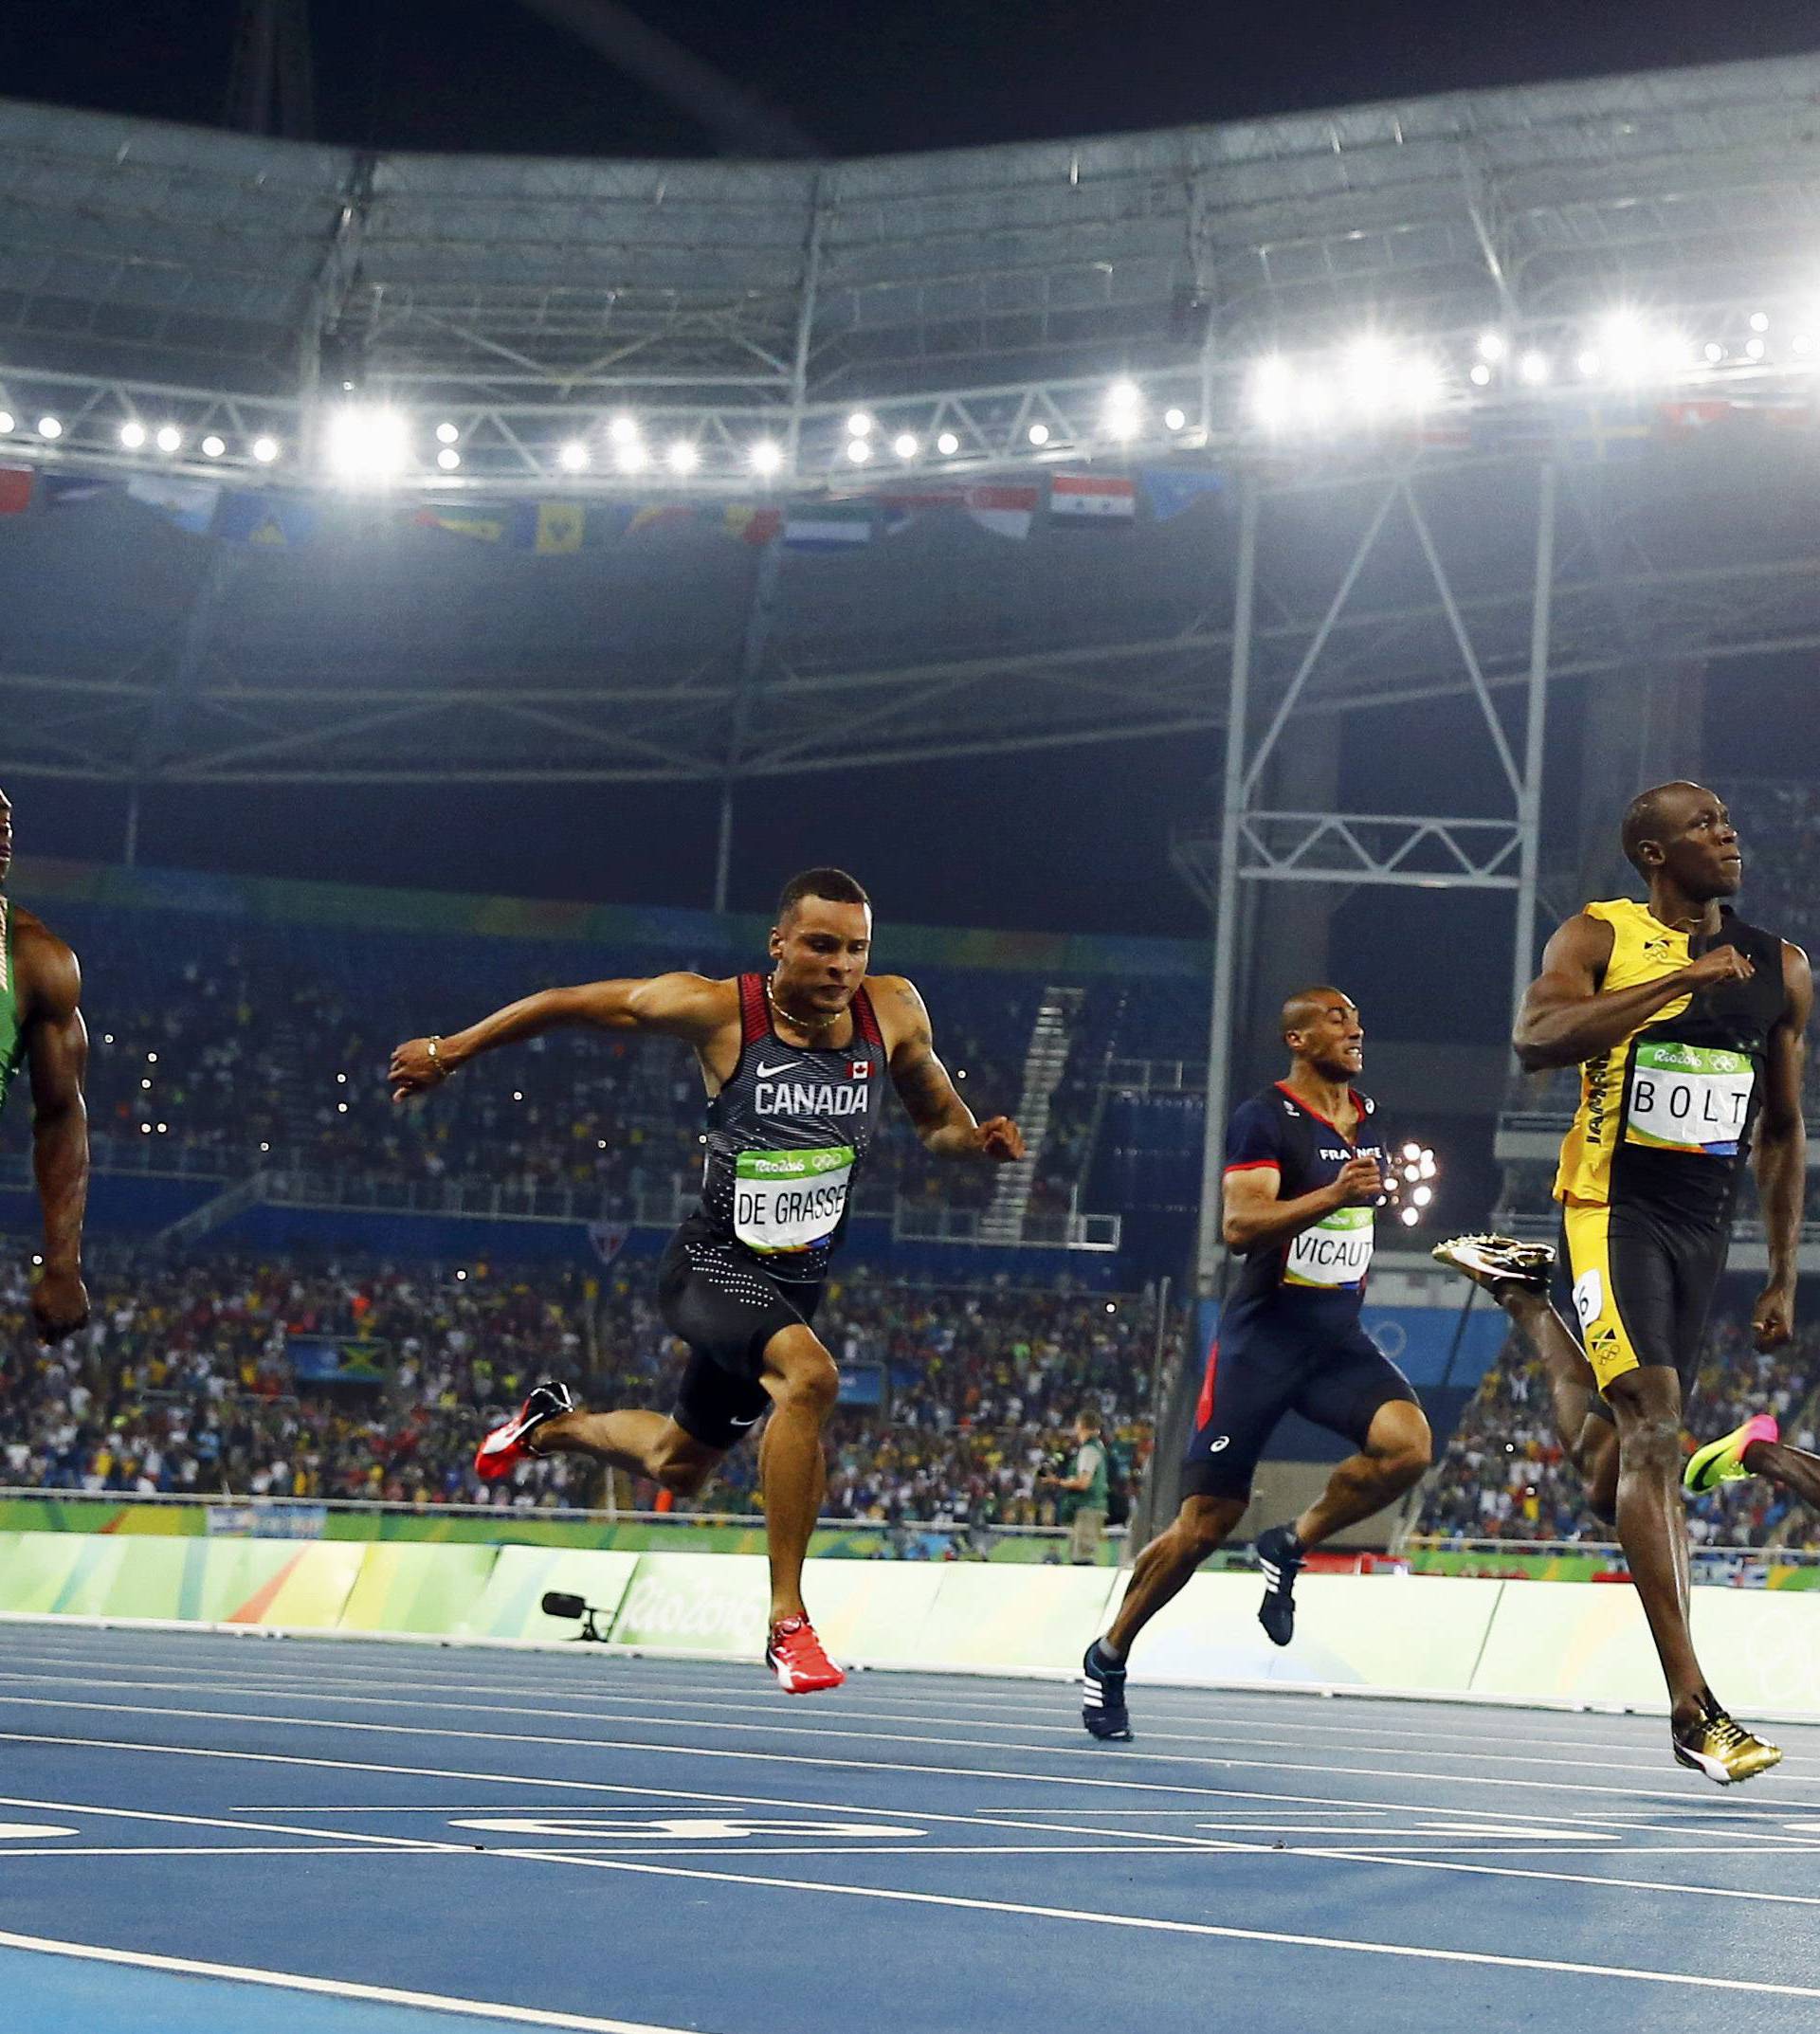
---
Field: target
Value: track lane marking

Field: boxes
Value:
[0,1931,706,2032]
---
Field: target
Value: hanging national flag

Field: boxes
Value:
[126,474,222,536]
[520,500,586,554]
[1139,468,1226,521]
[964,483,1038,540]
[783,503,873,551]
[723,504,784,545]
[414,504,508,543]
[628,503,694,536]
[587,1219,631,1268]
[40,473,119,510]
[0,467,31,516]
[217,492,318,547]
[875,487,965,536]
[1050,473,1137,522]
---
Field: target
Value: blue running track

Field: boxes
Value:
[1,1623,1817,2032]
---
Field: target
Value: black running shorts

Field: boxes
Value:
[657,1220,824,1450]
[1181,1320,1417,1503]
[1562,1200,1730,1419]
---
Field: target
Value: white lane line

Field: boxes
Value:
[13,1729,1820,1914]
[0,1931,705,2033]
[9,1643,1818,1763]
[0,1790,472,1854]
[3,1657,1788,1770]
[5,1663,1793,1781]
[0,1844,386,1859]
[0,1688,1779,1810]
[459,1851,1820,2000]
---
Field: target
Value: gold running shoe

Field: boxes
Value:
[1684,1413,1779,1495]
[1672,1702,1782,1786]
[1431,1232,1556,1294]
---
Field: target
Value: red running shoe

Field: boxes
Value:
[474,1381,573,1483]
[766,1615,846,1694]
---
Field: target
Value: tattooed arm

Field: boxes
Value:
[873,975,1026,1163]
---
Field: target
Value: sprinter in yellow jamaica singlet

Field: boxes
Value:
[1434,783,1820,1784]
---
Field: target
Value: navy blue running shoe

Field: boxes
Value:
[1255,1525,1304,1648]
[1080,1639,1132,1741]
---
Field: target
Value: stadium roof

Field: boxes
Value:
[5,53,1820,480]
[7,58,1820,797]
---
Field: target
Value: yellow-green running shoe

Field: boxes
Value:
[1684,1413,1778,1495]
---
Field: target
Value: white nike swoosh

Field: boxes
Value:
[755,1060,802,1079]
[729,1413,764,1427]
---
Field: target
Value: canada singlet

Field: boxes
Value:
[691,972,888,1285]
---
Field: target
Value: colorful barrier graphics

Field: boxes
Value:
[2,1533,1814,1721]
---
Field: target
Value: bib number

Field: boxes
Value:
[735,1147,854,1255]
[1284,1205,1374,1288]
[1625,1042,1754,1156]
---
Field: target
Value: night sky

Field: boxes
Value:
[6,4,1816,998]
[9,2,1813,160]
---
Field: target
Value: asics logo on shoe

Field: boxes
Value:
[1206,1435,1230,1453]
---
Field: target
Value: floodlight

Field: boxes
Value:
[325,405,408,479]
[846,438,872,463]
[437,447,461,470]
[936,431,960,455]
[1575,350,1602,379]
[1028,423,1050,445]
[1750,311,1771,333]
[1746,337,1766,360]
[1249,356,1296,427]
[251,436,280,463]
[1469,363,1491,388]
[1795,334,1815,357]
[607,415,639,445]
[1518,352,1549,385]
[750,439,783,474]
[120,422,146,448]
[665,439,700,474]
[1163,407,1186,430]
[0,412,12,433]
[1476,332,1507,362]
[38,416,62,439]
[155,427,182,453]
[892,433,918,459]
[615,442,648,473]
[557,440,590,471]
[846,411,873,438]
[435,422,460,445]
[201,435,226,458]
